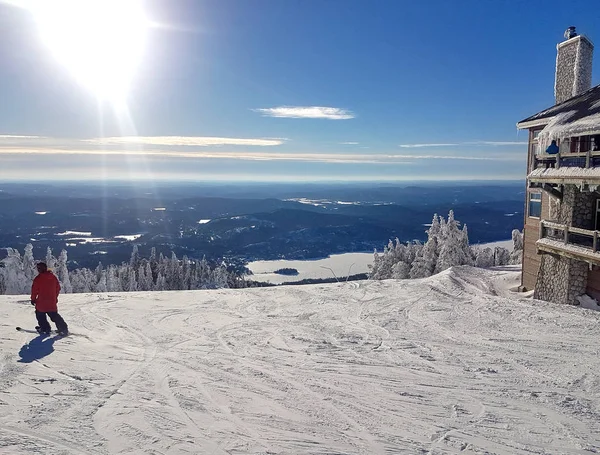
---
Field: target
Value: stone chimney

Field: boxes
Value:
[555,26,594,105]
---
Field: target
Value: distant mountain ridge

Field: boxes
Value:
[0,182,524,268]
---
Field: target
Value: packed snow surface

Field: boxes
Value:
[2,266,600,454]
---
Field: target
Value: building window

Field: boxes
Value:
[529,192,542,218]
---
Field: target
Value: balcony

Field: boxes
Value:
[537,220,600,264]
[532,135,600,173]
[533,150,600,170]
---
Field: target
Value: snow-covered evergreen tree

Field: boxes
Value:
[23,244,36,284]
[435,210,473,273]
[1,248,27,294]
[45,247,56,271]
[493,247,511,266]
[56,250,73,293]
[106,265,121,292]
[96,270,108,293]
[130,244,141,270]
[509,229,524,265]
[475,248,495,268]
[410,236,438,278]
[127,268,138,292]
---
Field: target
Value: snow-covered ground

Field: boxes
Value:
[2,266,600,454]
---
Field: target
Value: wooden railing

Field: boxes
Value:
[539,220,600,252]
[534,150,600,169]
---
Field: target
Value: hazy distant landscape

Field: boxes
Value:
[0,181,524,269]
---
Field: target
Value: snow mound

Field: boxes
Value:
[577,294,600,311]
[2,267,600,453]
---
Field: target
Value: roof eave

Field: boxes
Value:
[516,118,554,130]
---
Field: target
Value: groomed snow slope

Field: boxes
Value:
[1,266,600,454]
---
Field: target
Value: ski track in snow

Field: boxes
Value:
[1,266,600,454]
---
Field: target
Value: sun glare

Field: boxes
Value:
[27,0,148,103]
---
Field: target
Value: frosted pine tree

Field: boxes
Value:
[96,270,108,293]
[130,245,141,270]
[509,229,524,265]
[127,268,138,292]
[154,272,166,291]
[493,247,511,266]
[410,236,438,278]
[45,247,57,271]
[391,261,411,279]
[138,263,153,291]
[1,248,27,294]
[106,265,121,292]
[149,247,158,282]
[435,211,472,273]
[70,268,93,293]
[182,255,191,290]
[210,264,229,289]
[23,244,36,284]
[475,247,495,268]
[56,250,73,293]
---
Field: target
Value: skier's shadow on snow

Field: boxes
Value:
[18,335,57,363]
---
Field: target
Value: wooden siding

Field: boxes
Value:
[586,267,600,300]
[521,190,548,291]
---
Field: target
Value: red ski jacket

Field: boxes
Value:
[31,271,61,312]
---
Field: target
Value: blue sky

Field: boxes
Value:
[0,0,598,182]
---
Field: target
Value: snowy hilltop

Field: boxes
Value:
[2,265,600,454]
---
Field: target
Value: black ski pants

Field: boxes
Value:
[35,310,68,332]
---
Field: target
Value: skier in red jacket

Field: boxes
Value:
[30,262,68,335]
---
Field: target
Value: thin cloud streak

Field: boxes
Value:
[0,134,44,139]
[399,141,527,148]
[398,143,459,148]
[474,141,528,146]
[340,141,360,145]
[254,106,355,120]
[0,147,524,164]
[84,136,285,147]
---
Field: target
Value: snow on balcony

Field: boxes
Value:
[528,166,600,186]
[537,237,600,264]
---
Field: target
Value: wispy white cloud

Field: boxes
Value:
[399,141,527,148]
[399,143,459,148]
[340,141,359,145]
[0,148,524,164]
[0,134,44,139]
[474,141,528,146]
[84,136,285,147]
[254,106,355,120]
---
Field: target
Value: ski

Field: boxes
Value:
[16,327,69,336]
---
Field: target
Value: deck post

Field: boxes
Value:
[587,149,592,168]
[564,224,569,244]
[556,151,561,169]
[594,231,598,252]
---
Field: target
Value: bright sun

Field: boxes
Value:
[27,0,149,103]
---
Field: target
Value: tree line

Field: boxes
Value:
[0,244,247,295]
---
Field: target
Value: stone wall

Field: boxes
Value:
[535,185,596,305]
[535,254,588,305]
[556,185,596,228]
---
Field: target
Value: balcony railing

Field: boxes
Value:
[538,221,600,264]
[533,150,600,170]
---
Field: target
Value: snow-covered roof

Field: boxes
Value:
[537,237,600,264]
[528,166,600,185]
[538,111,600,142]
[517,83,600,129]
